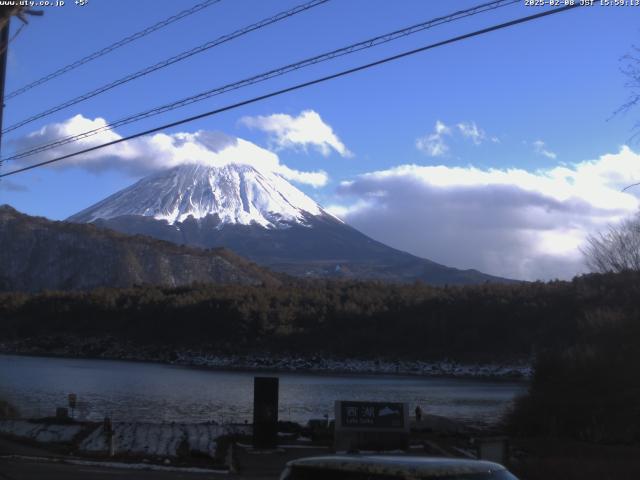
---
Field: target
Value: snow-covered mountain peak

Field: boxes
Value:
[68,163,329,228]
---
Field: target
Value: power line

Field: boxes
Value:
[4,0,223,100]
[3,0,520,164]
[0,3,581,179]
[2,0,330,135]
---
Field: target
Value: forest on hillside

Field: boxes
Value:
[1,271,637,362]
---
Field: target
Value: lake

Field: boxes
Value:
[0,354,526,426]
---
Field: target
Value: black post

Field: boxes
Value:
[252,376,279,449]
[0,19,9,159]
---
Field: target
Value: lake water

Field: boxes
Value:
[0,354,526,426]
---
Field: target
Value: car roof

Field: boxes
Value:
[286,455,505,477]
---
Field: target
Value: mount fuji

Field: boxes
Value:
[69,163,509,284]
[70,163,329,228]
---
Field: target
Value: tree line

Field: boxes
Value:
[0,272,636,362]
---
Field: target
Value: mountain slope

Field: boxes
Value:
[0,205,280,292]
[90,212,503,284]
[68,163,513,285]
[69,163,330,228]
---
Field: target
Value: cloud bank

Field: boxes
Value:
[240,110,352,157]
[12,115,328,187]
[328,147,640,280]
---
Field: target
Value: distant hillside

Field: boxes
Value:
[0,205,281,292]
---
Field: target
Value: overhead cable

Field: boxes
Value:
[2,0,330,134]
[3,0,519,163]
[5,0,224,100]
[0,4,581,179]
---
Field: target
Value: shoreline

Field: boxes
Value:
[0,347,532,382]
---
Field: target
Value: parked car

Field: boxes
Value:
[279,455,519,480]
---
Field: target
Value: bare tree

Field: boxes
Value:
[583,212,640,273]
[616,46,640,124]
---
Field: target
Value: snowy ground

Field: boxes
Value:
[0,420,83,443]
[80,422,249,458]
[0,420,250,459]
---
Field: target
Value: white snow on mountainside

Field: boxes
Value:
[68,163,333,228]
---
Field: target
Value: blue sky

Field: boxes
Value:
[1,0,639,280]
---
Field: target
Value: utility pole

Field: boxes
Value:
[0,7,42,165]
[0,18,9,160]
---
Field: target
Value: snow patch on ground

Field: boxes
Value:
[0,420,83,443]
[0,420,250,460]
[1,455,229,474]
[79,422,250,458]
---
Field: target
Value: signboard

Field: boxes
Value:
[339,401,406,430]
[334,401,410,451]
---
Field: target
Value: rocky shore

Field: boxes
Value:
[0,337,532,380]
[173,351,531,379]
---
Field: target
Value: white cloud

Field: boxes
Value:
[325,199,373,219]
[11,115,328,187]
[457,122,486,145]
[417,120,494,156]
[533,139,557,159]
[416,120,451,156]
[240,110,352,158]
[331,146,640,281]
